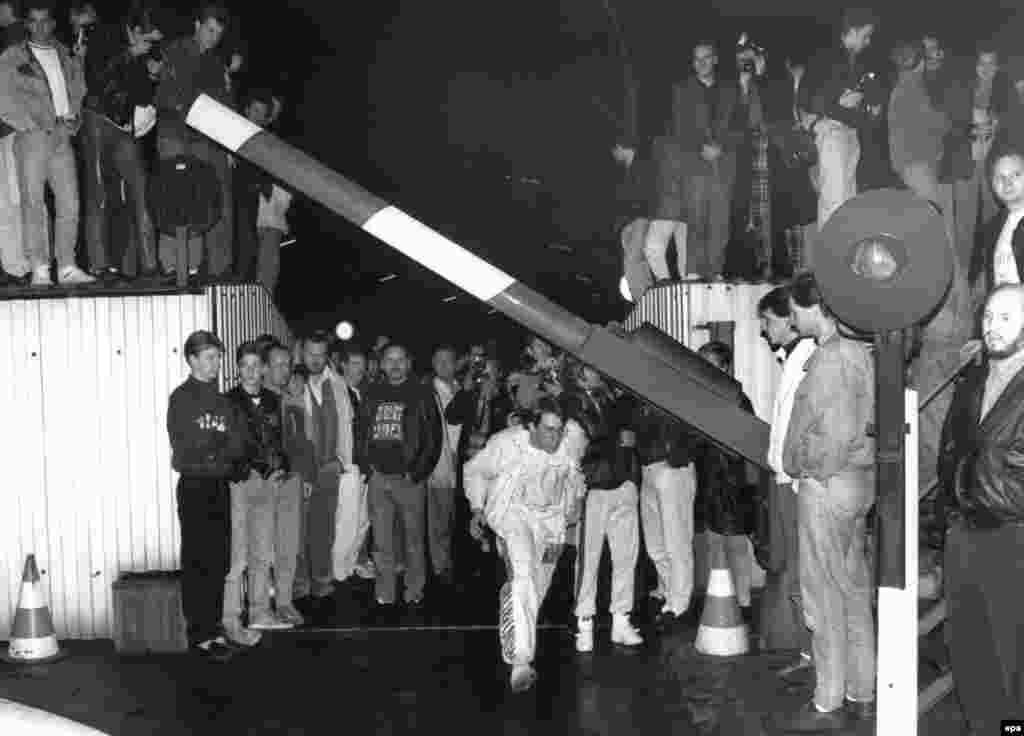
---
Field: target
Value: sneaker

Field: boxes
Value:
[575,617,594,653]
[57,265,97,285]
[276,604,305,627]
[30,265,53,287]
[191,638,234,663]
[610,613,643,647]
[223,623,262,647]
[353,560,377,579]
[777,652,814,680]
[509,664,537,693]
[249,612,294,631]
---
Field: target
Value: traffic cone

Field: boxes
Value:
[694,540,749,656]
[2,555,66,665]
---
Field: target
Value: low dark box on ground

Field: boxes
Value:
[112,571,188,654]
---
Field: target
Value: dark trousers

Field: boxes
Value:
[947,519,1024,734]
[176,476,230,645]
[760,479,811,652]
[156,131,233,276]
[305,466,340,594]
[81,110,157,273]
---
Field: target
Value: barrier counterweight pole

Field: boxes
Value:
[185,94,771,466]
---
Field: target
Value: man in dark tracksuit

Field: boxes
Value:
[356,343,442,609]
[167,330,247,661]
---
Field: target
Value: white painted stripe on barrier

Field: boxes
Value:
[186,94,262,153]
[362,206,516,303]
[705,568,736,598]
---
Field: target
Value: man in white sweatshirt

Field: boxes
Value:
[464,396,586,693]
[759,286,816,673]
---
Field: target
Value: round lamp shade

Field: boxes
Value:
[815,189,953,332]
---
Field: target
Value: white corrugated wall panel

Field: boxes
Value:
[211,284,293,391]
[2,291,211,639]
[625,282,778,421]
[1,300,49,639]
[2,286,291,640]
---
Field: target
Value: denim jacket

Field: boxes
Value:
[0,40,85,133]
[783,332,875,482]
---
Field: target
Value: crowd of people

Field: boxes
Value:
[165,329,761,689]
[166,264,1024,730]
[0,0,292,295]
[148,3,1024,731]
[616,7,1024,307]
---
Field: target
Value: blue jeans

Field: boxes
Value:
[14,126,80,270]
[80,110,157,273]
[798,470,876,711]
[369,472,426,604]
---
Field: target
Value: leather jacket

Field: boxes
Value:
[939,359,1024,528]
[86,49,156,130]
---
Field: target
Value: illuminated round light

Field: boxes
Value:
[335,321,355,340]
[619,276,634,302]
[849,235,906,282]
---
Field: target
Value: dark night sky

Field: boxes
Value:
[220,0,1022,360]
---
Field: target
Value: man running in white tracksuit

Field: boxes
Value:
[464,396,586,693]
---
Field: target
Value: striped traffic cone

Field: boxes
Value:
[2,555,66,665]
[694,540,749,657]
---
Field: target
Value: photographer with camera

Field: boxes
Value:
[721,33,772,280]
[80,4,163,283]
[767,51,818,275]
[507,335,564,410]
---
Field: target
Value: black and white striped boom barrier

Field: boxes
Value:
[186,94,769,466]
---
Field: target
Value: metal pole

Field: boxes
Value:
[875,330,906,589]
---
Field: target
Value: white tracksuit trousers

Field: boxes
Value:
[815,120,860,229]
[497,506,563,667]
[574,481,640,618]
[640,462,696,615]
[332,468,370,581]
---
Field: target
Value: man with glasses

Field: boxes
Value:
[464,396,586,693]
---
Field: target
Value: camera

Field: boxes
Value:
[736,32,765,73]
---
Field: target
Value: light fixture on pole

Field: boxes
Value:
[335,321,355,341]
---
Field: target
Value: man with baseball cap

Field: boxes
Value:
[167,330,249,661]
